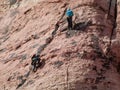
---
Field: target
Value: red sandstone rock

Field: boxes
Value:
[0,0,120,90]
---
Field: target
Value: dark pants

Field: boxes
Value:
[31,60,40,68]
[67,16,73,30]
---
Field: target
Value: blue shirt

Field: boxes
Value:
[66,9,73,17]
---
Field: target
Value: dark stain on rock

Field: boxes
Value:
[54,61,63,68]
[91,85,97,90]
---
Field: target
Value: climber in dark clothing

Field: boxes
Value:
[31,54,41,72]
[66,8,74,30]
[52,21,60,35]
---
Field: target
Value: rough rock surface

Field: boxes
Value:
[0,0,120,90]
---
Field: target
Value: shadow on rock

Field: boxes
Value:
[39,59,46,69]
[73,21,92,31]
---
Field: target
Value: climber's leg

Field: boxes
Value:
[67,16,72,30]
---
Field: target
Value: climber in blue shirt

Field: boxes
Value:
[66,8,74,30]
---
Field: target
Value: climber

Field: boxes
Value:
[31,54,41,72]
[66,8,74,30]
[52,21,62,35]
[55,21,60,32]
[52,21,59,35]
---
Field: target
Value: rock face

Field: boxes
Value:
[0,0,120,90]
